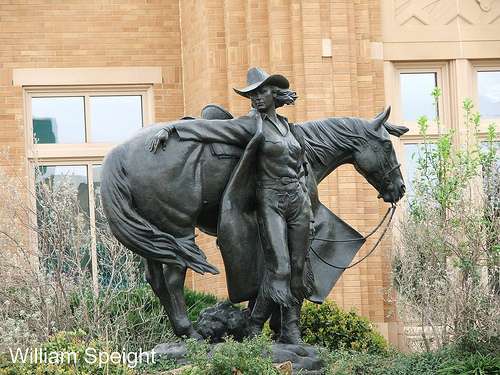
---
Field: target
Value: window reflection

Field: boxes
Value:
[478,71,500,119]
[400,73,438,122]
[92,165,104,226]
[90,96,143,143]
[36,165,89,216]
[480,141,500,177]
[32,97,86,144]
[35,165,90,272]
[403,143,436,201]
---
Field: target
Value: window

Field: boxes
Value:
[35,164,92,272]
[400,73,438,122]
[32,97,86,144]
[391,62,449,137]
[90,96,143,143]
[387,62,450,207]
[29,90,145,147]
[26,85,152,292]
[402,143,437,202]
[477,70,500,120]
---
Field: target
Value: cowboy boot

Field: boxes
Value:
[269,303,282,340]
[247,293,274,338]
[278,298,303,344]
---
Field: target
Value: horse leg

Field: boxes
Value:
[162,262,202,339]
[144,259,201,339]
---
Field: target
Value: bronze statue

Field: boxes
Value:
[101,67,408,342]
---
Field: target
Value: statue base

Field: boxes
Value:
[148,341,324,374]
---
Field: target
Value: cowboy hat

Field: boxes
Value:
[233,67,289,98]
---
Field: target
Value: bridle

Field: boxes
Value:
[309,146,401,270]
[382,163,401,179]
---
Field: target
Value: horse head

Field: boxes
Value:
[352,107,409,203]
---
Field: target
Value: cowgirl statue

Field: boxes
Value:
[149,67,313,344]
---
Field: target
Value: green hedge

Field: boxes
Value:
[69,285,218,350]
[183,336,279,375]
[301,300,388,354]
[71,285,217,324]
[321,347,500,375]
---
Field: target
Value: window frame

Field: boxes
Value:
[391,61,450,138]
[25,84,154,294]
[471,60,500,129]
[24,84,154,160]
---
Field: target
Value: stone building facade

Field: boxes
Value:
[1,0,498,348]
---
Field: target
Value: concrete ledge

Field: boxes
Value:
[13,67,162,86]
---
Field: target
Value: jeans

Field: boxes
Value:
[256,179,313,305]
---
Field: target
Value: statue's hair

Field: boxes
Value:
[271,86,298,108]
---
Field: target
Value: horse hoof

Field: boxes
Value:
[182,328,203,341]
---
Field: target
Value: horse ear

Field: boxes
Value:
[373,106,391,131]
[384,123,410,137]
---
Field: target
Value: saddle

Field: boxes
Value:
[181,104,243,159]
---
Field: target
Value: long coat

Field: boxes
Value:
[174,109,365,303]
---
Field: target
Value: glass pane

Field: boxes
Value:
[92,164,143,287]
[92,165,104,226]
[400,73,438,122]
[480,141,500,169]
[403,143,436,200]
[404,144,420,199]
[478,71,500,118]
[35,165,91,273]
[90,96,143,143]
[37,165,89,216]
[32,97,85,144]
[480,141,499,210]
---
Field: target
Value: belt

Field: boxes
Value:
[257,173,304,189]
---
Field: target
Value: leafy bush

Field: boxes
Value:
[322,350,443,375]
[437,352,500,375]
[392,94,499,351]
[0,330,132,375]
[0,164,219,353]
[184,289,218,322]
[183,335,279,375]
[69,285,219,350]
[301,300,388,354]
[321,346,500,375]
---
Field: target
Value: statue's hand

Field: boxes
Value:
[148,126,173,153]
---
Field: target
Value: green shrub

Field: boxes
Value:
[437,352,500,375]
[183,335,279,375]
[69,285,219,350]
[184,289,218,322]
[321,350,446,375]
[301,301,388,354]
[0,330,133,375]
[321,345,500,375]
[386,351,446,375]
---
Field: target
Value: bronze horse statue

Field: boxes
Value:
[101,106,408,339]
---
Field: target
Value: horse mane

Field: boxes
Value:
[296,117,373,167]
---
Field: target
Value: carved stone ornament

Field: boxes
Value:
[395,0,499,26]
[476,0,493,12]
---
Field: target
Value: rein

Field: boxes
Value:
[309,203,397,270]
[382,163,401,179]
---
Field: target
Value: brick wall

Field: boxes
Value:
[0,0,184,176]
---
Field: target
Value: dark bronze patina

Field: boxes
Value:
[101,67,408,342]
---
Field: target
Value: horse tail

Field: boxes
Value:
[100,145,219,275]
